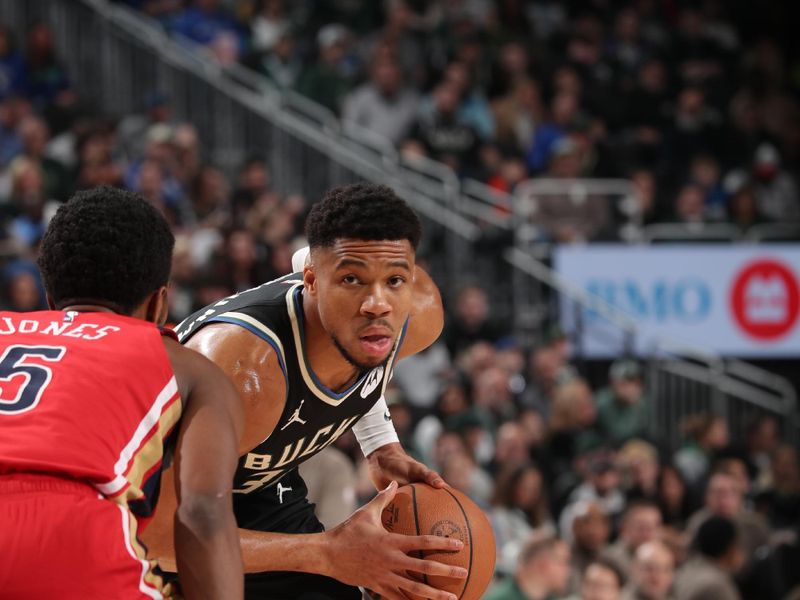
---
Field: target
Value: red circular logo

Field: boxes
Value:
[730,259,800,340]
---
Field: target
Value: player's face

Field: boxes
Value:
[309,239,415,369]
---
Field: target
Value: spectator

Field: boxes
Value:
[560,450,626,537]
[412,380,469,465]
[749,143,800,221]
[13,114,69,200]
[0,25,24,100]
[438,61,495,141]
[117,91,174,161]
[8,158,52,248]
[342,57,419,145]
[727,182,768,233]
[244,26,302,90]
[743,415,781,485]
[686,471,770,562]
[604,500,663,576]
[492,79,543,155]
[410,81,481,175]
[297,24,354,114]
[249,0,290,53]
[674,414,730,489]
[688,153,727,220]
[485,532,572,600]
[622,540,675,600]
[754,444,800,530]
[526,91,580,173]
[356,0,425,86]
[622,60,669,168]
[533,137,610,242]
[169,0,245,58]
[491,462,555,574]
[548,378,602,468]
[298,445,357,530]
[617,440,660,503]
[672,183,707,224]
[391,339,451,412]
[2,268,45,312]
[666,86,723,175]
[443,284,506,357]
[674,516,744,600]
[22,21,72,112]
[581,558,626,600]
[595,360,650,446]
[567,501,612,590]
[656,464,694,530]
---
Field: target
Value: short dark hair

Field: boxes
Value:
[38,186,174,314]
[586,557,627,589]
[305,183,422,250]
[694,516,737,559]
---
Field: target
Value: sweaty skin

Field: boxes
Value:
[142,241,461,600]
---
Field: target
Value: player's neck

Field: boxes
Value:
[301,292,360,392]
[58,304,119,314]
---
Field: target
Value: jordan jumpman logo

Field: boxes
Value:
[280,399,307,430]
[277,482,292,504]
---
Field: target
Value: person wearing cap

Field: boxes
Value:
[297,24,355,114]
[595,360,650,447]
[749,142,800,222]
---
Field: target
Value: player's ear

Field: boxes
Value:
[145,286,169,325]
[303,258,317,296]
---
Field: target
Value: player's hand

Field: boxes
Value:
[367,442,447,490]
[323,481,466,600]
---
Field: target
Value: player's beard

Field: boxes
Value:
[331,332,391,371]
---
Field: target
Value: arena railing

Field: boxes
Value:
[6,0,794,448]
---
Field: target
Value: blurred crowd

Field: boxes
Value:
[125,0,800,242]
[320,284,800,600]
[0,2,798,599]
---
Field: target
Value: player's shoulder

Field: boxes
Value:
[175,274,302,342]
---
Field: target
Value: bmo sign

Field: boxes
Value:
[554,245,800,357]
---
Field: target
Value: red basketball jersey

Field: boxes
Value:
[0,310,181,527]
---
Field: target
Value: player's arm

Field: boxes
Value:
[357,266,446,489]
[163,337,245,599]
[398,265,444,359]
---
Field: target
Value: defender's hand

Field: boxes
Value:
[323,481,466,600]
[367,442,446,491]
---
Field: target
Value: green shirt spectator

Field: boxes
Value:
[595,360,650,446]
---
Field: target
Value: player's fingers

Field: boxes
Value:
[423,468,446,488]
[396,534,463,553]
[400,556,467,579]
[370,480,398,512]
[394,574,459,600]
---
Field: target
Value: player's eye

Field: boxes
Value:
[342,274,360,285]
[388,276,406,287]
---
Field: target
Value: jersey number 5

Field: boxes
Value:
[0,345,66,415]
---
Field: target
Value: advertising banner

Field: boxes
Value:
[553,245,800,357]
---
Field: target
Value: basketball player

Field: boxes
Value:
[0,187,244,598]
[144,184,466,600]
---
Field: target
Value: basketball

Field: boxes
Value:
[381,483,496,600]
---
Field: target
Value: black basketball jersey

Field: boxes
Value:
[174,273,405,498]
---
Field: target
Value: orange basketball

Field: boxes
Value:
[381,483,496,600]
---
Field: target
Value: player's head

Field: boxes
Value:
[304,183,421,369]
[38,186,175,322]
